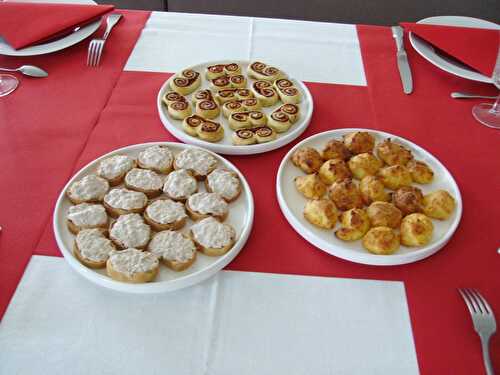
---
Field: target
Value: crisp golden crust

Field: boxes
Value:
[103,201,146,218]
[366,201,402,229]
[400,213,434,246]
[185,199,228,222]
[407,160,434,184]
[392,186,423,216]
[73,242,111,269]
[348,153,383,180]
[291,147,323,174]
[318,159,352,185]
[423,190,455,220]
[359,175,390,204]
[343,131,375,155]
[362,227,400,255]
[321,139,351,161]
[294,173,327,200]
[378,165,412,190]
[303,199,339,229]
[67,217,108,235]
[327,179,364,211]
[335,208,370,241]
[376,138,413,166]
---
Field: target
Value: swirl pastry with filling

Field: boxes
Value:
[232,128,256,145]
[252,80,279,107]
[195,99,220,119]
[170,69,201,95]
[196,120,224,142]
[274,78,302,104]
[268,110,291,133]
[254,126,277,143]
[182,115,205,136]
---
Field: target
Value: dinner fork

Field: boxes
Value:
[87,13,122,67]
[458,288,497,375]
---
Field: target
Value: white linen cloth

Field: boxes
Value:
[0,256,418,374]
[125,12,367,86]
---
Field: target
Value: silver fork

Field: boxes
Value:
[458,288,497,375]
[87,13,122,67]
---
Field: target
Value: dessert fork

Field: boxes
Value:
[458,288,497,375]
[87,13,122,67]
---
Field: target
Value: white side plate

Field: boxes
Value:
[276,128,462,266]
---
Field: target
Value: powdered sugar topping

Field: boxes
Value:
[125,168,163,191]
[148,231,196,262]
[110,214,151,248]
[163,169,197,200]
[188,192,228,216]
[68,174,109,202]
[138,145,173,171]
[174,148,217,176]
[207,169,240,201]
[108,248,159,276]
[97,155,135,180]
[146,199,187,224]
[68,203,107,227]
[76,229,115,262]
[104,188,147,210]
[191,217,235,248]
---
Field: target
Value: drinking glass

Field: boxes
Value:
[0,74,18,97]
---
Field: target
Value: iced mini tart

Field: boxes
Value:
[162,169,198,202]
[148,230,197,271]
[109,213,151,250]
[124,168,163,198]
[144,199,187,231]
[106,248,159,283]
[205,169,241,202]
[96,154,136,186]
[73,228,115,269]
[66,174,109,204]
[103,188,148,217]
[67,203,108,234]
[190,217,236,256]
[137,145,173,174]
[186,192,229,221]
[173,148,217,180]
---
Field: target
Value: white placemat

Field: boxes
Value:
[0,255,418,374]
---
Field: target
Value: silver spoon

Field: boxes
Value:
[0,65,48,78]
[451,92,497,100]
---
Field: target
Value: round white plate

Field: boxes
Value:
[409,16,500,83]
[0,0,100,56]
[157,60,314,155]
[53,142,255,293]
[276,128,463,266]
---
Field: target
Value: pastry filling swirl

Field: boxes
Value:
[208,64,225,73]
[219,89,236,98]
[282,87,298,96]
[243,98,258,107]
[253,80,272,90]
[255,126,273,137]
[225,63,240,72]
[231,113,248,122]
[237,89,251,97]
[200,121,220,132]
[235,129,254,139]
[263,66,279,76]
[271,111,289,122]
[173,77,190,87]
[249,111,263,119]
[259,88,275,97]
[199,100,218,110]
[225,101,243,110]
[230,75,245,84]
[250,62,266,72]
[276,79,293,89]
[195,90,212,101]
[213,76,230,87]
[170,101,189,110]
[181,69,199,80]
[165,92,185,102]
[281,104,299,115]
[186,115,204,127]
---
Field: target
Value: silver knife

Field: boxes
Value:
[391,26,413,94]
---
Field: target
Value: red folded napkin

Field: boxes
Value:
[0,2,115,50]
[401,22,499,77]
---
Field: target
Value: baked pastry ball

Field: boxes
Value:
[173,148,218,180]
[254,126,277,143]
[376,138,413,166]
[163,169,198,201]
[215,89,237,104]
[366,201,402,229]
[235,88,254,100]
[362,227,400,255]
[318,159,352,185]
[378,165,412,190]
[400,213,434,247]
[248,111,267,127]
[232,128,257,145]
[335,208,370,241]
[252,80,279,107]
[186,192,229,221]
[348,153,383,179]
[109,213,151,250]
[206,168,241,202]
[229,74,247,88]
[327,179,364,211]
[162,91,187,107]
[190,217,236,256]
[144,199,187,231]
[422,190,455,220]
[278,104,300,123]
[241,98,261,112]
[392,186,423,216]
[407,159,434,184]
[170,69,201,95]
[148,230,197,271]
[211,75,231,90]
[321,139,351,161]
[182,114,205,136]
[268,111,292,133]
[137,145,173,174]
[106,248,159,283]
[303,199,339,229]
[192,89,214,105]
[291,147,323,174]
[343,131,375,155]
[97,154,136,186]
[294,173,327,200]
[103,188,148,217]
[67,203,108,234]
[67,174,109,204]
[167,100,192,120]
[359,175,390,204]
[196,120,224,143]
[229,112,251,130]
[206,64,226,80]
[74,228,115,269]
[222,100,244,118]
[195,100,220,119]
[124,168,163,198]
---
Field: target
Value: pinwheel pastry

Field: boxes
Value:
[254,126,277,143]
[211,75,232,90]
[205,168,242,202]
[124,168,163,198]
[190,217,236,256]
[247,61,285,82]
[268,110,292,133]
[241,98,261,111]
[232,128,256,145]
[196,120,224,143]
[229,112,251,130]
[206,63,241,79]
[74,228,115,269]
[67,203,108,234]
[215,88,237,104]
[144,199,187,231]
[137,145,173,174]
[274,78,302,104]
[167,99,192,120]
[222,100,245,118]
[195,99,220,119]
[97,155,136,186]
[248,111,267,127]
[235,88,254,100]
[229,74,247,88]
[162,91,187,107]
[148,230,197,271]
[173,148,218,180]
[106,248,159,283]
[103,188,148,217]
[170,69,201,95]
[67,174,109,204]
[251,80,279,106]
[182,115,205,136]
[277,103,300,123]
[186,192,229,221]
[192,89,214,105]
[109,213,151,250]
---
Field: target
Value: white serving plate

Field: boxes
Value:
[0,0,101,57]
[157,60,314,155]
[276,128,463,266]
[409,16,500,84]
[53,142,254,293]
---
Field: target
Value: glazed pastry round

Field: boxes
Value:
[168,100,192,120]
[67,203,108,234]
[378,165,412,190]
[196,120,224,142]
[148,230,196,271]
[318,159,352,185]
[229,74,247,88]
[407,160,434,184]
[254,126,277,143]
[173,148,218,179]
[106,248,159,283]
[241,98,261,111]
[422,190,455,220]
[215,89,237,104]
[97,155,136,185]
[103,188,148,217]
[222,100,244,118]
[321,139,351,161]
[137,145,173,174]
[294,173,327,200]
[359,175,390,204]
[400,213,434,246]
[144,199,187,231]
[229,112,251,130]
[392,186,424,216]
[327,179,364,211]
[195,99,220,119]
[248,111,267,127]
[376,138,413,166]
[292,147,323,174]
[252,80,278,107]
[362,227,400,255]
[186,192,229,221]
[348,153,383,180]
[343,131,375,155]
[335,208,370,241]
[278,104,299,123]
[192,89,214,105]
[109,213,151,249]
[206,168,241,202]
[182,115,205,136]
[170,69,201,95]
[124,168,163,198]
[366,201,402,229]
[74,228,115,269]
[232,129,256,145]
[206,64,226,80]
[211,75,231,90]
[163,169,198,201]
[190,217,236,256]
[235,88,254,100]
[162,91,187,106]
[303,199,339,229]
[67,174,109,204]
